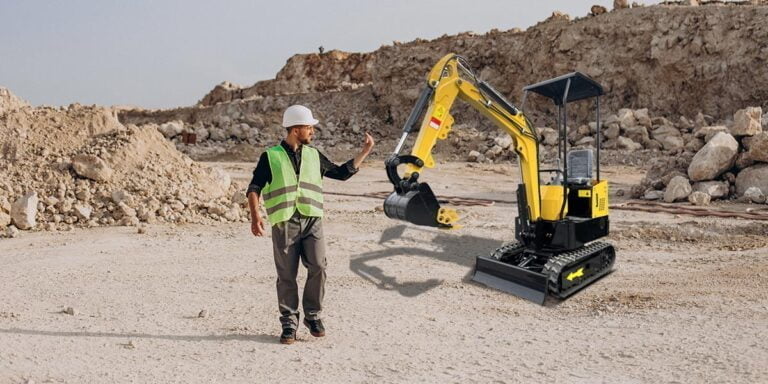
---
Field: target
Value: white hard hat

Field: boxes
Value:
[282,105,319,128]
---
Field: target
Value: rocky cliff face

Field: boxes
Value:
[199,50,373,106]
[371,5,768,123]
[123,4,767,138]
[192,4,767,118]
[119,4,768,162]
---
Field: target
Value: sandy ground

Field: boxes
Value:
[1,162,767,384]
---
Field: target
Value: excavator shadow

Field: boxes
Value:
[348,224,503,297]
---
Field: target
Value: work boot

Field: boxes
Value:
[280,327,296,344]
[303,318,325,337]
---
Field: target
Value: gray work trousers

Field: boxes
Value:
[271,212,327,329]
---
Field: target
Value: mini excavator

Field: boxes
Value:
[383,54,615,304]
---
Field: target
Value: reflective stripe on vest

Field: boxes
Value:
[262,145,323,225]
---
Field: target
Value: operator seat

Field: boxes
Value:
[567,149,593,185]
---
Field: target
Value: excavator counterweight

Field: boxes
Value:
[382,54,616,304]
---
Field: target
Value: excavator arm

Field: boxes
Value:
[384,53,542,229]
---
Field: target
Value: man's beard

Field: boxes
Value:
[300,136,312,145]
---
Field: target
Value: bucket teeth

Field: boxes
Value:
[437,207,460,227]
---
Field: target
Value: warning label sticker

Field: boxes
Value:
[429,116,442,129]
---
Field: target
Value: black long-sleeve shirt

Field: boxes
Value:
[246,140,358,196]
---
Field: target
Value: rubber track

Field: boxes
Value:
[542,241,615,297]
[489,241,526,261]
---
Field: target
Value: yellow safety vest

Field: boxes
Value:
[262,145,323,225]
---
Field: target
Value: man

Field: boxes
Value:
[247,104,374,345]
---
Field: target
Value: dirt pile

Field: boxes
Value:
[0,89,248,236]
[0,87,29,111]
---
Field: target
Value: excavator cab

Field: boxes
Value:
[472,73,614,303]
[382,54,615,304]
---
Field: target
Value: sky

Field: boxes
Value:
[0,0,660,109]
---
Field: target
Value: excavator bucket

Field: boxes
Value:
[383,182,457,228]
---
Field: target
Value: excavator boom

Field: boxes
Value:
[384,54,543,229]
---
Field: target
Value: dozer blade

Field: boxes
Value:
[472,254,549,305]
[383,182,458,228]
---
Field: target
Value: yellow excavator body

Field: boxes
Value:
[382,53,616,304]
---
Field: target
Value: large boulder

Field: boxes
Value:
[743,132,768,163]
[652,125,684,150]
[617,109,637,129]
[664,176,692,203]
[743,187,766,204]
[735,164,768,196]
[634,108,652,128]
[730,107,762,137]
[617,136,643,151]
[604,124,620,140]
[71,155,113,182]
[158,121,184,138]
[11,192,38,230]
[209,127,227,141]
[537,127,559,146]
[687,132,738,181]
[624,125,650,145]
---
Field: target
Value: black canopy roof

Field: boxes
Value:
[523,72,604,106]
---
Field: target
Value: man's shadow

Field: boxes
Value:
[349,225,504,297]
